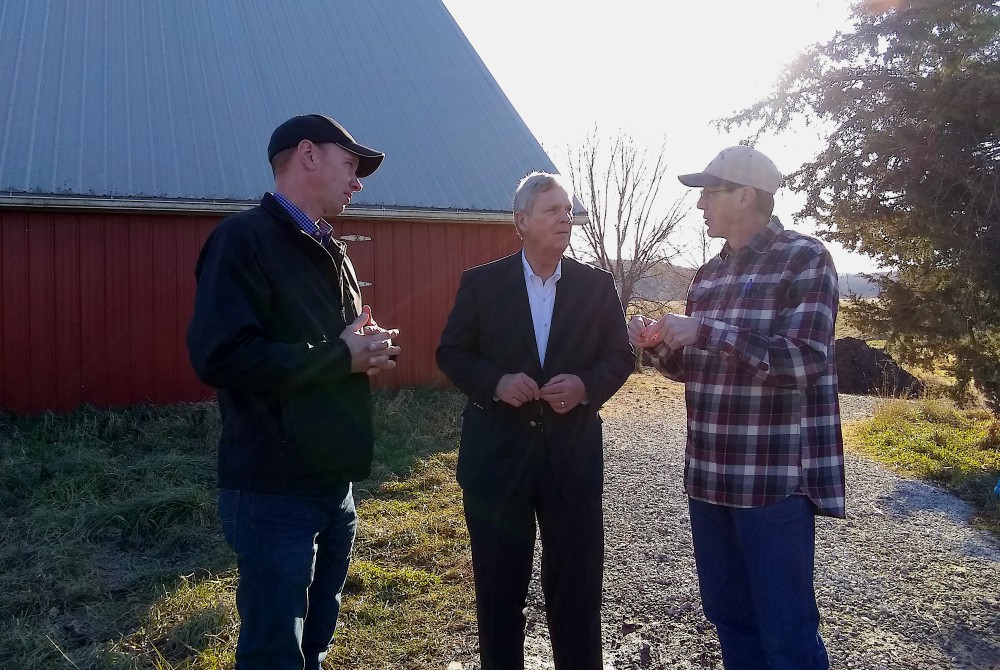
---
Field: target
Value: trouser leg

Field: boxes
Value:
[689,495,830,670]
[688,497,770,670]
[734,495,829,670]
[463,491,537,670]
[536,483,604,670]
[219,490,318,670]
[302,485,357,670]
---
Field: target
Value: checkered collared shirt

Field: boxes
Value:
[271,191,320,236]
[653,217,845,518]
[272,191,335,242]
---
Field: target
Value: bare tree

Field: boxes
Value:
[566,130,689,309]
[675,219,717,270]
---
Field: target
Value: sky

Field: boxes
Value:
[440,0,882,274]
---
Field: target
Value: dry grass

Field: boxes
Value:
[4,366,997,669]
[0,390,471,670]
[325,450,478,668]
[626,299,684,321]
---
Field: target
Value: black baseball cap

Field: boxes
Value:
[267,114,385,178]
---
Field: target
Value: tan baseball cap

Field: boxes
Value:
[678,146,782,194]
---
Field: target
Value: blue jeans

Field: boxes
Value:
[688,495,829,670]
[218,486,357,670]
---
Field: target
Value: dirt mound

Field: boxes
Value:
[835,337,924,397]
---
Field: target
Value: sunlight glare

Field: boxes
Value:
[440,0,879,272]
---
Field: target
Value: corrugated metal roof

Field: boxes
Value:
[0,0,560,212]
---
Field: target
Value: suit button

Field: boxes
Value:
[529,420,538,427]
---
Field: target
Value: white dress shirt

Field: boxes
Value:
[522,252,561,367]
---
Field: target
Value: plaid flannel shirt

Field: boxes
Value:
[653,217,845,518]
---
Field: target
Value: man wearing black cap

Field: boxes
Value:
[628,146,844,670]
[187,114,400,670]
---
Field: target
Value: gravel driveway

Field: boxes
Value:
[497,382,1000,670]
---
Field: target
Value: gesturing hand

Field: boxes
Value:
[629,313,699,351]
[340,305,401,376]
[649,314,699,350]
[628,314,657,348]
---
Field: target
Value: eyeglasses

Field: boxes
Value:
[699,186,739,200]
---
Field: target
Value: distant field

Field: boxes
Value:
[838,273,882,298]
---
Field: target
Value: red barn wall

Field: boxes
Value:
[0,208,519,415]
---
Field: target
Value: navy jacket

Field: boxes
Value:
[187,193,372,494]
[436,253,635,501]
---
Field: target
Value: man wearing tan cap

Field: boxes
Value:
[629,146,843,669]
[188,114,400,669]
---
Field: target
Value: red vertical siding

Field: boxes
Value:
[79,218,109,407]
[28,214,58,413]
[150,223,179,404]
[335,216,520,392]
[128,219,155,404]
[1,213,31,414]
[177,219,221,403]
[53,215,82,413]
[103,217,133,407]
[1,208,519,415]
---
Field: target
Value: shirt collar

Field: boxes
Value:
[719,215,784,261]
[521,250,562,284]
[271,191,322,237]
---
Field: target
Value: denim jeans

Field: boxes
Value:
[218,486,357,670]
[688,495,829,670]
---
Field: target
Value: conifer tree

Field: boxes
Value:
[727,0,1000,407]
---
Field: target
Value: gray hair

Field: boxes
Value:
[715,178,774,218]
[512,171,572,216]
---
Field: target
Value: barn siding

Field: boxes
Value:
[0,208,519,415]
[2,213,30,413]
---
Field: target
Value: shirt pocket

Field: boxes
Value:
[688,283,729,320]
[731,282,782,333]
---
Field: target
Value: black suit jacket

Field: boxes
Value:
[436,252,635,501]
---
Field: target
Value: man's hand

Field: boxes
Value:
[340,305,401,376]
[495,373,540,407]
[638,313,700,351]
[539,374,587,414]
[628,314,658,348]
[360,306,401,363]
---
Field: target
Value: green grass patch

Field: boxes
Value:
[0,388,472,670]
[848,398,1000,535]
[329,451,476,669]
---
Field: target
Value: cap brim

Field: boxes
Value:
[337,141,385,178]
[677,172,726,188]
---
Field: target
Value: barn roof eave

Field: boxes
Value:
[0,193,589,225]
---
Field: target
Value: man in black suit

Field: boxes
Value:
[437,172,634,670]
